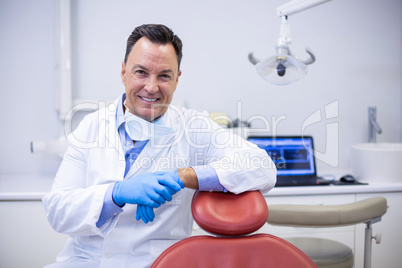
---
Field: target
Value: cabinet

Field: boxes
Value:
[260,188,402,268]
[0,201,68,268]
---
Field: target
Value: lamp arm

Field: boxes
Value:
[278,15,291,47]
[248,52,260,65]
[277,0,332,17]
[300,48,316,65]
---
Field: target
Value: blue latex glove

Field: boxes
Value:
[112,170,184,208]
[153,170,184,189]
[136,205,155,224]
[136,185,181,223]
[135,170,184,223]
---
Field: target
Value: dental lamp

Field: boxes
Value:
[249,0,332,85]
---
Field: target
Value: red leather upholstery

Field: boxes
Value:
[151,191,317,268]
[192,191,268,236]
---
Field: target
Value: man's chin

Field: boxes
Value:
[137,110,163,122]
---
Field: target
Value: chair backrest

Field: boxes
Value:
[151,191,317,268]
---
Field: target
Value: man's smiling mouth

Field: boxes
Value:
[140,96,158,102]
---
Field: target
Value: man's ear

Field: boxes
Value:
[172,70,181,92]
[121,62,126,85]
[176,70,182,83]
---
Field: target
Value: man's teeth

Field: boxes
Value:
[141,97,158,102]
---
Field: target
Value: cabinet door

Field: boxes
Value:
[0,201,68,268]
[355,193,402,268]
[261,194,356,250]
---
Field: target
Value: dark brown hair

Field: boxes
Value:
[124,24,183,70]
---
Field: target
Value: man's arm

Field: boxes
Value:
[184,111,277,195]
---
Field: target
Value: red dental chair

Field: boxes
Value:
[151,191,316,268]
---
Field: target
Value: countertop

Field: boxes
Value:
[1,175,402,201]
[0,176,54,201]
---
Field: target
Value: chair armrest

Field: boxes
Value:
[267,197,387,227]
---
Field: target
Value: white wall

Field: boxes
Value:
[0,0,61,176]
[1,0,401,177]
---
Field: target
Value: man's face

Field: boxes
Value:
[121,37,181,122]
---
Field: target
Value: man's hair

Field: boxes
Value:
[124,24,183,70]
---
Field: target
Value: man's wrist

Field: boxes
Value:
[112,197,125,207]
[177,167,199,190]
[112,181,125,207]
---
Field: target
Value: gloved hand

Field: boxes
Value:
[135,170,184,223]
[153,170,185,189]
[136,205,155,224]
[112,170,184,208]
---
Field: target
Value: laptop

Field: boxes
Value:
[248,136,330,187]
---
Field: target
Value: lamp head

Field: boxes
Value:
[255,54,307,85]
[248,46,315,85]
[276,57,287,77]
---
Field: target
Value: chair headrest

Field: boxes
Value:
[191,191,268,236]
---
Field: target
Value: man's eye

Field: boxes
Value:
[160,74,172,80]
[135,70,146,75]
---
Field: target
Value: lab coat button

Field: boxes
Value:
[105,253,113,258]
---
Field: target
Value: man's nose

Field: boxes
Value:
[144,76,159,94]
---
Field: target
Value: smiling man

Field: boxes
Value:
[42,24,276,268]
[121,33,181,122]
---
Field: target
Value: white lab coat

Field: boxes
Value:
[42,98,276,268]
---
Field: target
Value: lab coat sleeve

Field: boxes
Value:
[191,114,277,195]
[96,184,124,228]
[42,113,120,237]
[211,136,277,195]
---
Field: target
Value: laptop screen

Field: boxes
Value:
[248,136,316,177]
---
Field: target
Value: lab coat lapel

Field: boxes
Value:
[124,133,176,179]
[103,100,125,160]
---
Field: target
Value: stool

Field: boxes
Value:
[286,237,354,268]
